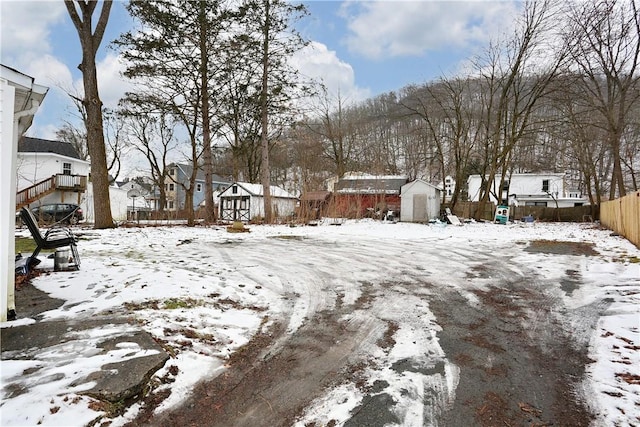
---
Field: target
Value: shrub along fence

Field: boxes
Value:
[600,191,640,249]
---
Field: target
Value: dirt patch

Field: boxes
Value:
[430,280,595,427]
[376,321,399,350]
[561,269,581,295]
[525,240,599,256]
[131,289,379,427]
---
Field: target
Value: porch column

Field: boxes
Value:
[1,80,17,321]
[1,65,48,321]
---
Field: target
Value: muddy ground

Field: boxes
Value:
[114,238,607,427]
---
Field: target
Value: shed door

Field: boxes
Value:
[413,194,428,221]
[221,196,250,221]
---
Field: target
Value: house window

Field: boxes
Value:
[170,168,176,176]
[542,179,549,192]
[196,183,203,192]
[525,201,548,207]
[501,180,509,191]
[168,201,174,209]
[232,185,238,194]
[169,183,175,191]
[569,192,580,198]
[62,162,72,175]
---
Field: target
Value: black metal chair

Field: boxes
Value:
[20,207,80,270]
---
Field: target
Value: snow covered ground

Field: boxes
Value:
[2,219,639,426]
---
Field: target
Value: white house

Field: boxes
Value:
[467,173,588,208]
[2,64,48,321]
[17,137,89,190]
[16,137,90,209]
[219,182,298,222]
[437,175,456,203]
[116,178,155,220]
[400,179,442,222]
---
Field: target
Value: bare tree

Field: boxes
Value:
[286,123,331,192]
[303,87,358,178]
[216,48,263,182]
[116,0,233,225]
[55,123,88,160]
[472,0,566,219]
[56,88,89,160]
[64,0,114,228]
[120,104,178,213]
[236,0,310,223]
[564,0,640,199]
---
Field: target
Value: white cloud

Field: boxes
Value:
[93,52,134,110]
[0,1,66,60]
[340,1,519,59]
[21,54,75,90]
[293,41,371,104]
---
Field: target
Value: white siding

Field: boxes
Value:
[81,184,129,222]
[400,180,441,222]
[467,173,565,203]
[219,182,298,222]
[467,173,588,207]
[17,152,90,191]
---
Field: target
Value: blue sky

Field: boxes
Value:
[1,1,520,141]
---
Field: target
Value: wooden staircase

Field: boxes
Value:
[16,174,87,210]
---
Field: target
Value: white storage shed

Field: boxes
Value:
[400,180,442,222]
[219,182,298,222]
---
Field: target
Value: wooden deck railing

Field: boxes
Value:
[16,174,87,210]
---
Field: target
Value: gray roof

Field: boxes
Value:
[19,136,83,160]
[335,176,407,194]
[169,162,231,185]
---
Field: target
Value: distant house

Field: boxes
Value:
[116,177,154,220]
[166,163,231,212]
[219,182,298,222]
[331,172,407,218]
[400,180,442,222]
[467,173,588,208]
[437,175,456,203]
[16,136,89,210]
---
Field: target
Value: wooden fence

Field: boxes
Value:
[600,191,640,249]
[449,202,599,223]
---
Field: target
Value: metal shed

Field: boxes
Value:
[400,180,441,222]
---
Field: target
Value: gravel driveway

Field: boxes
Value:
[125,225,625,427]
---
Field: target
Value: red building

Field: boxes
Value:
[330,173,407,218]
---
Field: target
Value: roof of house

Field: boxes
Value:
[335,174,407,195]
[221,182,298,199]
[467,172,565,183]
[18,136,83,160]
[401,179,442,194]
[168,162,231,184]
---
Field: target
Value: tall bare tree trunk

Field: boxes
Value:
[65,0,114,229]
[260,0,273,223]
[199,1,216,223]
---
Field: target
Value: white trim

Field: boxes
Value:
[18,151,90,165]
